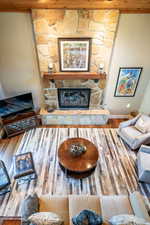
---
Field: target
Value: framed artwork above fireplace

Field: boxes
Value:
[58,38,91,72]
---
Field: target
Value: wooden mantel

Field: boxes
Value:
[43,72,106,80]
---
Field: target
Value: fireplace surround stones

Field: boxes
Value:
[44,78,104,110]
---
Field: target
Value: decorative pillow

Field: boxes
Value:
[21,193,39,225]
[72,209,103,225]
[28,212,64,225]
[135,115,150,133]
[109,214,150,225]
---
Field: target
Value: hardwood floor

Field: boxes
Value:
[0,118,130,225]
[0,220,20,225]
[0,119,126,171]
[1,127,145,216]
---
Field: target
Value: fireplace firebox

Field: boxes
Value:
[58,88,91,109]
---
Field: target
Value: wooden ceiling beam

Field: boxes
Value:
[0,0,150,13]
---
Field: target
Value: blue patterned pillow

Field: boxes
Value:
[21,193,39,225]
[72,209,103,225]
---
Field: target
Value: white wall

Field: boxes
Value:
[140,80,150,114]
[0,13,150,114]
[0,82,5,98]
[0,12,43,110]
[104,14,150,114]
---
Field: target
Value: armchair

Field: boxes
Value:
[118,114,150,150]
[137,145,150,183]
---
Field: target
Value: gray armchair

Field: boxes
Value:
[118,114,150,150]
[137,145,150,183]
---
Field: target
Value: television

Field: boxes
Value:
[0,93,34,119]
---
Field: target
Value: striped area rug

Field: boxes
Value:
[0,128,149,217]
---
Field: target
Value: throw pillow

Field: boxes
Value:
[72,209,103,225]
[21,193,39,225]
[109,214,150,225]
[28,212,64,225]
[135,115,150,133]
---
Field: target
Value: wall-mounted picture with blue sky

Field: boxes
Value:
[114,67,143,97]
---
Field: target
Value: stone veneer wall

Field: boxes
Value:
[32,9,119,109]
[32,9,119,73]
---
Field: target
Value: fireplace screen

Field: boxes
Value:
[58,88,91,109]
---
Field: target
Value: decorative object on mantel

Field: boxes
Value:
[58,38,91,72]
[98,63,105,74]
[114,67,142,97]
[48,62,53,74]
[0,160,11,195]
[69,143,87,157]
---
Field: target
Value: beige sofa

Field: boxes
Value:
[38,192,150,225]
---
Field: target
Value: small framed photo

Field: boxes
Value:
[114,67,142,97]
[0,160,11,190]
[58,38,91,72]
[14,152,36,179]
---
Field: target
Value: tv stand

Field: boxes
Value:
[2,111,39,138]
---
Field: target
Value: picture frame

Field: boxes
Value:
[114,67,143,97]
[58,38,91,72]
[0,160,11,191]
[14,152,36,179]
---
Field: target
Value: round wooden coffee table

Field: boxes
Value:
[58,137,99,178]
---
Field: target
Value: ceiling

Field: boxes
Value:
[0,0,150,13]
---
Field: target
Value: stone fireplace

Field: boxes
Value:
[58,88,91,109]
[32,9,119,111]
[44,78,104,109]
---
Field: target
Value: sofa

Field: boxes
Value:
[37,192,150,225]
[118,114,150,150]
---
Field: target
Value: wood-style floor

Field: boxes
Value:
[1,118,136,225]
[0,119,126,171]
[0,220,20,225]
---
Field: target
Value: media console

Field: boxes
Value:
[0,93,39,138]
[2,111,39,138]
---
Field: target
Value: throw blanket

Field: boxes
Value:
[72,209,103,225]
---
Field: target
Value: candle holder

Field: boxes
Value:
[98,63,105,74]
[48,63,53,74]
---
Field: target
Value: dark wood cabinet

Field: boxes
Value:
[1,111,40,138]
